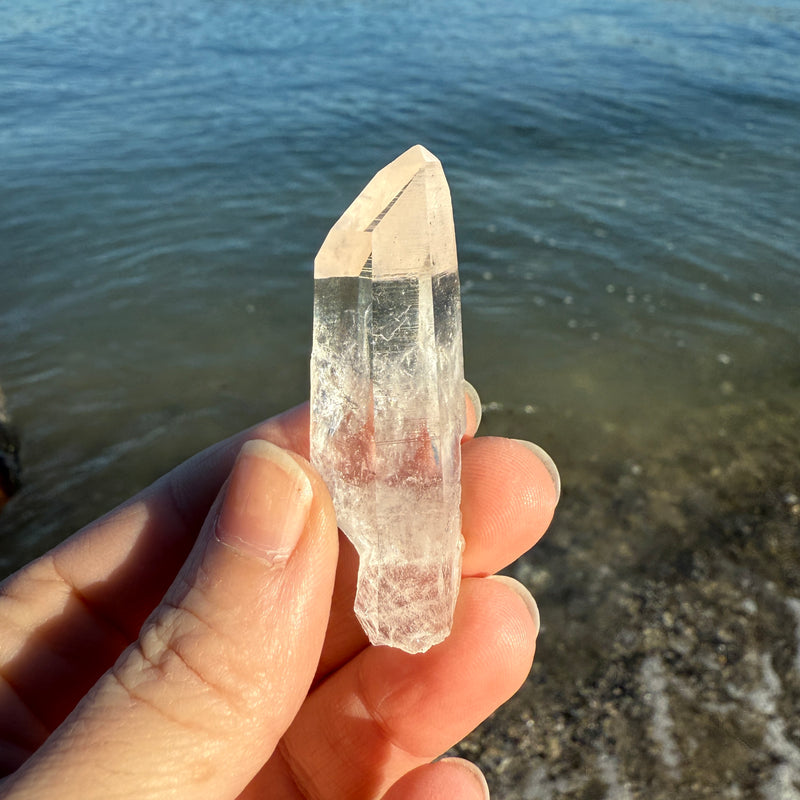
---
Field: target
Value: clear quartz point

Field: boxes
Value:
[310,145,465,654]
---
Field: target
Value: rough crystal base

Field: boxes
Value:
[355,557,462,654]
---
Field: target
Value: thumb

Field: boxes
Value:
[6,440,339,800]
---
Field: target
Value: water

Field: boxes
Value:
[1,1,799,796]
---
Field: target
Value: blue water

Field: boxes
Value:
[1,0,799,559]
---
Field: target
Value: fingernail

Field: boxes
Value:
[438,757,491,799]
[487,575,540,636]
[464,380,482,431]
[513,439,561,502]
[215,440,312,562]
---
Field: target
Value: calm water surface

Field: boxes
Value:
[1,0,799,793]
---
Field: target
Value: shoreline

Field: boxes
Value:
[455,390,800,797]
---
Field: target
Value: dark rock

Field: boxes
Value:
[0,390,21,507]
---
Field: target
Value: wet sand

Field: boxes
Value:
[455,388,800,798]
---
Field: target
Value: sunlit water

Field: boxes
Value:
[1,0,799,794]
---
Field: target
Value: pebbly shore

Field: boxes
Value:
[453,388,800,799]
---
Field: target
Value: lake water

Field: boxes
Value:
[1,1,799,796]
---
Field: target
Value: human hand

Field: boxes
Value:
[0,389,559,799]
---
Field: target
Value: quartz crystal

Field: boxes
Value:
[310,145,465,654]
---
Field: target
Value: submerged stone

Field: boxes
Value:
[310,145,465,653]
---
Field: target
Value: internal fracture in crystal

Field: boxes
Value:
[310,145,465,654]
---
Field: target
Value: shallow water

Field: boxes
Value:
[1,0,799,795]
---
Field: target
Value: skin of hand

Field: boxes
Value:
[0,387,559,800]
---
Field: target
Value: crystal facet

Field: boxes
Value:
[310,145,465,654]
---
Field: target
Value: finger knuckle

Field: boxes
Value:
[110,601,257,734]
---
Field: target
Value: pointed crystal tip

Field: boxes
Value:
[314,144,457,281]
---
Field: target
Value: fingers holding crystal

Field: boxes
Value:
[269,576,537,799]
[460,436,560,577]
[311,408,558,679]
